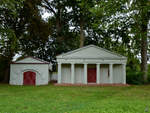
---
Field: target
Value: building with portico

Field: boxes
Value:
[56,45,127,84]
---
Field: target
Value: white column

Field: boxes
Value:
[84,63,87,84]
[109,63,113,84]
[123,63,126,84]
[71,63,75,84]
[58,63,62,84]
[96,63,100,84]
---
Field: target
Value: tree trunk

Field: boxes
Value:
[141,36,148,83]
[3,66,10,83]
[2,58,11,83]
[2,48,14,83]
[140,20,148,83]
[56,8,64,42]
[140,1,149,83]
[79,19,85,48]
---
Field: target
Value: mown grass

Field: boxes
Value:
[0,84,150,113]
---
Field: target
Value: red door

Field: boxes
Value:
[23,71,36,85]
[88,68,96,83]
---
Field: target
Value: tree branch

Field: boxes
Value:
[42,0,56,16]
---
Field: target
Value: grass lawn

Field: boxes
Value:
[0,84,150,113]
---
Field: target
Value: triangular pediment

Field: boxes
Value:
[57,45,126,60]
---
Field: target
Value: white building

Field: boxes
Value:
[56,45,127,84]
[10,56,49,85]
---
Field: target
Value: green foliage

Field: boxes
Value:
[0,0,24,82]
[148,65,150,82]
[126,56,142,84]
[126,69,144,85]
[0,0,23,17]
[0,0,24,56]
[126,58,150,85]
[128,0,150,82]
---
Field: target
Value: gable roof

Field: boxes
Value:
[57,45,127,60]
[12,56,49,64]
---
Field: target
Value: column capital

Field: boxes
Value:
[84,63,88,65]
[109,63,113,65]
[58,62,62,65]
[71,63,75,65]
[122,63,126,65]
[96,63,101,65]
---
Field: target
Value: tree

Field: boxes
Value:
[88,0,131,52]
[129,0,150,83]
[70,0,95,47]
[39,0,79,60]
[0,0,24,82]
[18,0,51,57]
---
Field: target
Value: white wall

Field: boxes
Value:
[61,64,71,83]
[113,64,124,83]
[100,64,110,83]
[75,64,84,83]
[10,64,49,85]
[50,72,58,81]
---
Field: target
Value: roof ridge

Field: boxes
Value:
[14,56,49,64]
[57,44,127,59]
[56,45,93,58]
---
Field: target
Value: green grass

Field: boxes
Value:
[0,84,150,113]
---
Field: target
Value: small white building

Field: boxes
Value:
[10,56,49,85]
[56,45,127,84]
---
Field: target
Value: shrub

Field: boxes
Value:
[126,64,150,85]
[126,70,144,85]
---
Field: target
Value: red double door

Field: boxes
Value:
[23,71,36,85]
[88,68,96,83]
